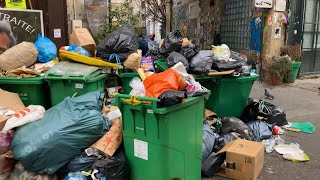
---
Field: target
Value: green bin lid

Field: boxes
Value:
[45,61,102,81]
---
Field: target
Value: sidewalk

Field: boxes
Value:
[204,78,320,180]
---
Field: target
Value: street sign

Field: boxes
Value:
[255,0,273,8]
[0,8,44,44]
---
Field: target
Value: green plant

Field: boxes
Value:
[269,56,293,83]
[280,44,302,62]
[96,2,142,43]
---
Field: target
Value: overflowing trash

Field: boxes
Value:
[96,23,139,62]
[0,20,314,180]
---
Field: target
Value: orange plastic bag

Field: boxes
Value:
[143,68,187,98]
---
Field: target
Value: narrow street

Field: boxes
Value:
[204,78,320,180]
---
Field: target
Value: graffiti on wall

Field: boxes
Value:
[173,5,189,37]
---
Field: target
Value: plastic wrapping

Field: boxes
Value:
[158,90,186,108]
[46,61,99,77]
[212,60,243,71]
[91,149,129,180]
[12,92,110,174]
[143,68,187,98]
[96,23,139,62]
[202,152,226,177]
[259,100,288,126]
[129,77,146,97]
[241,98,260,122]
[66,154,100,173]
[34,35,57,63]
[180,44,200,61]
[2,106,45,132]
[213,132,239,152]
[167,52,189,70]
[202,124,220,163]
[67,44,91,56]
[212,44,231,62]
[221,117,253,140]
[159,31,183,56]
[247,121,273,142]
[189,50,214,74]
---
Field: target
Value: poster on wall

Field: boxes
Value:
[0,8,44,44]
[275,0,287,12]
[255,0,272,8]
[5,0,27,9]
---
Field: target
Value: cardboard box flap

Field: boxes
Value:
[69,28,96,56]
[226,139,264,157]
[0,89,25,111]
[214,140,238,156]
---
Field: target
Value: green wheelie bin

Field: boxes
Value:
[113,93,208,180]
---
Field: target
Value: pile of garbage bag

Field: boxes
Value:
[200,97,289,178]
[0,89,127,179]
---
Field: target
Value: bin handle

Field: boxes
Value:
[115,94,159,110]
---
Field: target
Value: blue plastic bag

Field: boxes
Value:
[68,44,91,56]
[34,34,57,63]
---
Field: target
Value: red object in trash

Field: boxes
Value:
[143,68,187,98]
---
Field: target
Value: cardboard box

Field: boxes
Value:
[0,89,25,130]
[69,28,96,57]
[216,139,264,180]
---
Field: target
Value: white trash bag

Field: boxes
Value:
[2,105,45,132]
[212,44,231,62]
[129,77,146,97]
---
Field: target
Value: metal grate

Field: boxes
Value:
[220,0,252,52]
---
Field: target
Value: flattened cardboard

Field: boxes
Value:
[69,28,96,57]
[215,139,264,180]
[0,89,25,112]
[90,105,123,156]
[208,70,235,76]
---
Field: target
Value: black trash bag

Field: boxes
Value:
[56,152,101,179]
[230,51,247,64]
[158,90,186,108]
[247,121,273,142]
[159,31,183,56]
[259,100,288,126]
[202,124,220,163]
[189,50,214,74]
[96,23,139,62]
[212,60,243,71]
[202,152,226,177]
[241,98,260,122]
[147,41,166,60]
[166,52,189,70]
[91,149,129,180]
[67,155,99,172]
[213,132,239,152]
[180,44,200,61]
[221,117,253,140]
[138,37,149,56]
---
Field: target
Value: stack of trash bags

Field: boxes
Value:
[107,26,256,78]
[0,34,58,78]
[201,97,314,178]
[0,90,129,179]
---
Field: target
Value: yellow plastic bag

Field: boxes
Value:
[59,50,121,68]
